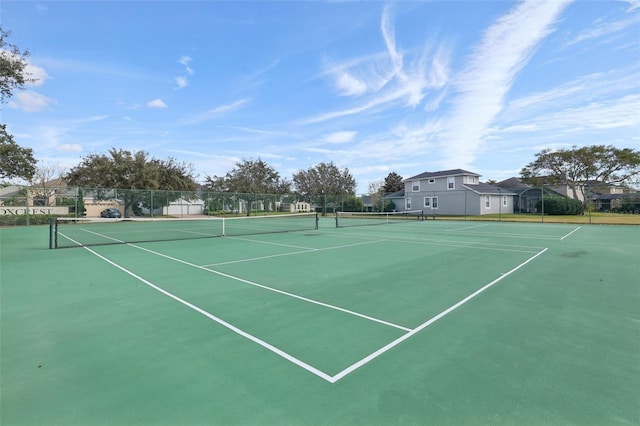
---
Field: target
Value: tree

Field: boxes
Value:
[203,158,290,215]
[0,29,37,181]
[293,162,356,215]
[210,158,290,194]
[292,162,356,196]
[382,172,404,193]
[521,145,640,205]
[66,148,197,216]
[30,162,66,206]
[1,27,35,103]
[0,124,36,181]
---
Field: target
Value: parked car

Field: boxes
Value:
[100,208,122,218]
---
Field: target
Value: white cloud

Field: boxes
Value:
[175,76,188,90]
[566,14,640,46]
[147,98,167,109]
[323,131,357,144]
[174,55,194,89]
[8,91,52,112]
[437,0,572,168]
[178,56,193,75]
[307,7,452,125]
[181,99,249,125]
[622,0,640,11]
[25,63,49,87]
[56,144,82,152]
[335,72,367,97]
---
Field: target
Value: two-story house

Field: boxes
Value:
[400,169,515,216]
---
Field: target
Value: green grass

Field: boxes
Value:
[436,212,640,225]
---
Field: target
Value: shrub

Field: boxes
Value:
[536,196,584,215]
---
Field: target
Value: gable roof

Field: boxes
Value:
[496,177,529,189]
[405,169,480,181]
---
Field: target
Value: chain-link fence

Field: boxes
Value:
[2,184,639,226]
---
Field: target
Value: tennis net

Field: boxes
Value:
[335,210,425,228]
[51,213,318,248]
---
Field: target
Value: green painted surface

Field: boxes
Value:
[1,219,638,425]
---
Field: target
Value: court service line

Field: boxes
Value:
[127,243,412,332]
[560,226,581,240]
[60,230,407,331]
[326,232,546,253]
[203,240,386,267]
[66,239,335,383]
[328,247,549,383]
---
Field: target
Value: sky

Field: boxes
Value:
[2,0,639,193]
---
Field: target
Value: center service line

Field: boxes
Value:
[329,247,549,383]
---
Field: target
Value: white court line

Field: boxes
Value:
[327,231,546,253]
[126,243,412,332]
[63,237,334,383]
[204,240,385,267]
[62,229,550,383]
[560,226,581,240]
[445,224,489,232]
[328,247,549,383]
[61,230,406,331]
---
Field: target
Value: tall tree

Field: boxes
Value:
[0,125,36,181]
[382,172,404,193]
[213,158,290,194]
[521,145,640,203]
[0,29,37,181]
[293,162,356,215]
[66,148,197,216]
[292,162,356,196]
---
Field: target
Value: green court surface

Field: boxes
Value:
[1,218,639,425]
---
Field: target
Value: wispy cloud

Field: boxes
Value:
[322,131,357,144]
[180,99,249,125]
[436,0,572,168]
[8,91,52,112]
[300,5,452,126]
[175,55,193,89]
[566,13,640,46]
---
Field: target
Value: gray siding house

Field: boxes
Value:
[401,169,515,216]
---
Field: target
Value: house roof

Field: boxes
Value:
[405,169,480,181]
[384,190,405,198]
[463,182,516,196]
[496,177,529,189]
[594,193,639,200]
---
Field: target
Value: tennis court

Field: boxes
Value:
[1,215,638,425]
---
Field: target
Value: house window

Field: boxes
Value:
[405,197,412,209]
[485,195,491,208]
[412,181,420,192]
[424,196,438,209]
[463,175,478,185]
[428,179,435,184]
[447,177,455,190]
[502,196,507,207]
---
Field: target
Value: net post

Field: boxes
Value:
[315,212,319,230]
[334,211,339,228]
[49,217,54,249]
[55,218,59,249]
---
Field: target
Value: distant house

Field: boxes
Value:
[279,198,313,213]
[495,177,546,214]
[400,169,515,216]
